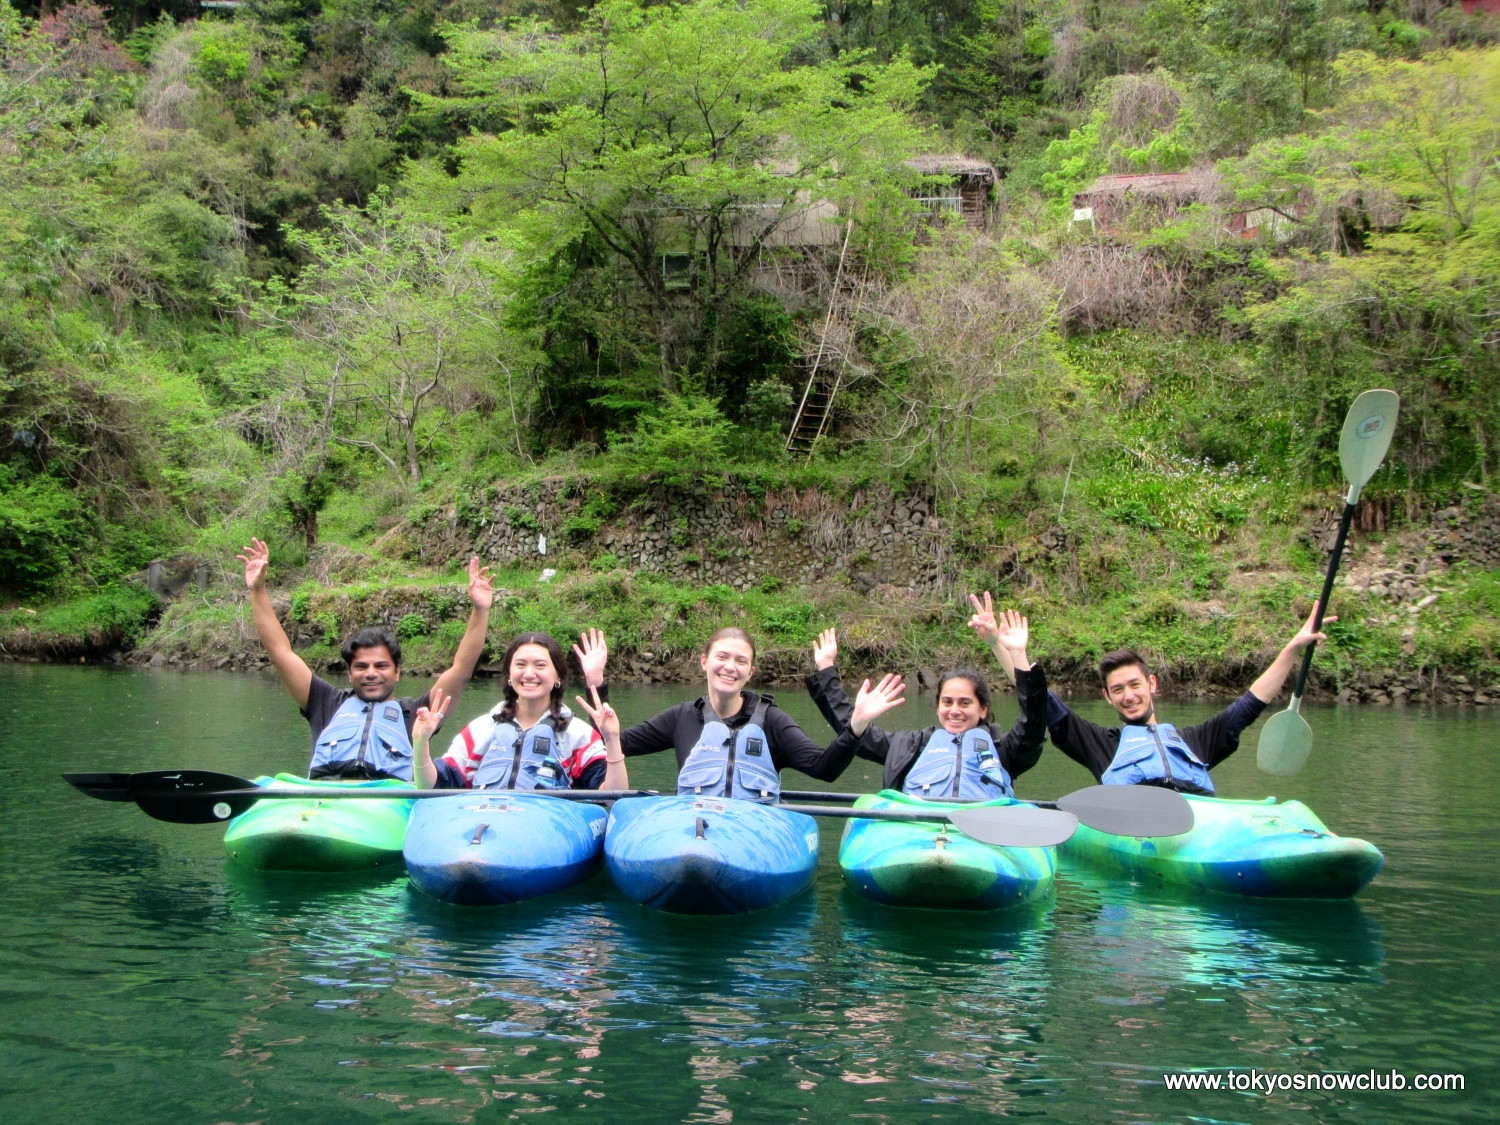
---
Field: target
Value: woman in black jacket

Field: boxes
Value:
[602,626,855,800]
[806,604,1049,799]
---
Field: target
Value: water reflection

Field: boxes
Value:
[7,666,1499,1123]
[1058,865,1384,988]
[818,890,1056,1108]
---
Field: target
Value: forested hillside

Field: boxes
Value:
[1,0,1497,696]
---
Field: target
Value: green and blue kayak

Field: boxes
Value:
[223,773,415,872]
[1062,793,1383,898]
[839,791,1056,911]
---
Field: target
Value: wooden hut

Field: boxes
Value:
[1071,171,1215,235]
[905,155,999,228]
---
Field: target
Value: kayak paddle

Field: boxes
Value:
[1257,388,1400,777]
[776,802,1079,848]
[65,770,661,824]
[66,770,1080,845]
[780,783,1194,838]
[60,771,135,801]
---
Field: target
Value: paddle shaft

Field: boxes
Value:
[781,803,967,823]
[69,773,1183,837]
[775,802,1079,847]
[1290,490,1357,702]
[178,787,656,802]
[784,789,1065,809]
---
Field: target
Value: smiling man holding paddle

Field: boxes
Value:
[980,600,1332,795]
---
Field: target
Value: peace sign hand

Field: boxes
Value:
[414,685,451,744]
[968,591,998,644]
[574,684,620,742]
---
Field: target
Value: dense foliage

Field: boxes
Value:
[0,0,1497,646]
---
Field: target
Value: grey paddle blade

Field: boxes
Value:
[949,804,1079,848]
[1257,706,1314,777]
[1055,785,1195,837]
[1339,390,1399,496]
[63,772,135,802]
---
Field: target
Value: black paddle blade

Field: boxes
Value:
[1055,785,1195,838]
[127,770,263,825]
[63,772,135,802]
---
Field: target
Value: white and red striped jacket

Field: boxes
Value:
[440,704,606,789]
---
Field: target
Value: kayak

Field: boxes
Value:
[605,795,819,915]
[1062,793,1383,898]
[839,790,1056,911]
[223,773,413,872]
[404,792,607,905]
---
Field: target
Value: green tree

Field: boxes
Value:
[1203,0,1371,107]
[1238,49,1500,489]
[427,0,930,391]
[264,191,519,483]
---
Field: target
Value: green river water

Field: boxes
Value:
[1,664,1496,1123]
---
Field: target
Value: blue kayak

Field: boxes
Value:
[404,792,607,905]
[605,795,820,915]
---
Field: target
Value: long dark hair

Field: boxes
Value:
[934,668,992,722]
[498,632,568,725]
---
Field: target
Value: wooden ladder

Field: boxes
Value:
[785,222,859,459]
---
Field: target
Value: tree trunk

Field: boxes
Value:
[405,421,421,482]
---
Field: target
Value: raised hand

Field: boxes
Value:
[1288,602,1337,651]
[467,556,494,610]
[1251,601,1343,705]
[573,628,609,688]
[237,538,270,592]
[996,608,1032,672]
[967,591,998,645]
[812,628,838,671]
[850,673,907,735]
[574,684,620,742]
[996,609,1029,654]
[413,685,451,744]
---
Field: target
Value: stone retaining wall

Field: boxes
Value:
[414,478,948,592]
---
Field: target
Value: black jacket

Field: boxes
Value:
[804,665,1050,791]
[619,690,855,782]
[1046,691,1268,781]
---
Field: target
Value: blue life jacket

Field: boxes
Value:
[309,695,414,782]
[472,713,571,791]
[1100,721,1215,795]
[675,696,781,803]
[902,726,1014,800]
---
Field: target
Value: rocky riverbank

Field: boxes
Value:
[6,484,1498,706]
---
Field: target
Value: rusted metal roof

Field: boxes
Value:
[1074,171,1214,201]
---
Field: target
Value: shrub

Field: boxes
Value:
[1109,500,1162,531]
[0,467,90,597]
[397,613,429,640]
[604,393,733,485]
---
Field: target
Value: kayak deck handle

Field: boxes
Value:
[468,823,488,846]
[695,817,708,840]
